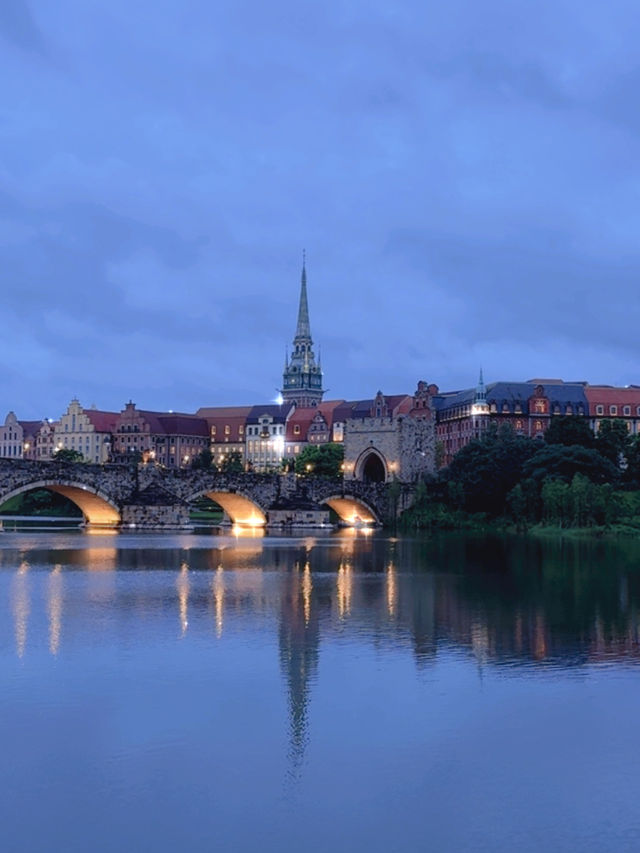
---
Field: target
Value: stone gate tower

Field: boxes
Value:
[281,254,324,408]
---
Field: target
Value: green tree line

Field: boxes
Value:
[404,417,640,532]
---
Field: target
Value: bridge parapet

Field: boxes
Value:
[0,460,417,527]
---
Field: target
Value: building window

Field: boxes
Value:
[293,424,301,435]
[534,400,545,413]
[596,405,604,415]
[610,405,618,415]
[535,420,543,431]
[623,406,631,416]
[225,425,230,435]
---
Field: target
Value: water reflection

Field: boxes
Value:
[2,531,640,851]
[12,559,30,658]
[48,564,62,656]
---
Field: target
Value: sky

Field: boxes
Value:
[2,0,640,419]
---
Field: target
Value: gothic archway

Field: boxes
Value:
[356,450,387,484]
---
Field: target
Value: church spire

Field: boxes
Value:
[295,250,311,342]
[476,367,486,403]
[281,252,324,408]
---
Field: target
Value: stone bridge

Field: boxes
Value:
[0,460,416,529]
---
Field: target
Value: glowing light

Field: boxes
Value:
[386,561,397,618]
[336,558,352,618]
[274,393,284,405]
[302,561,312,626]
[177,561,189,637]
[213,565,224,638]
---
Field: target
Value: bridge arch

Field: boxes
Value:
[354,448,388,483]
[320,494,380,526]
[187,489,267,527]
[0,480,121,526]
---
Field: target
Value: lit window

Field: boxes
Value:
[294,424,300,435]
[535,420,543,431]
[534,400,545,413]
[225,425,230,435]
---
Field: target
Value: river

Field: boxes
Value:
[2,529,640,852]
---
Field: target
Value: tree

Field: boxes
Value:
[295,443,345,477]
[444,424,538,515]
[52,448,84,463]
[596,418,630,467]
[523,444,619,486]
[220,450,244,474]
[544,416,594,449]
[191,448,215,470]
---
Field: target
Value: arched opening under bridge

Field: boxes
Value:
[321,495,379,527]
[192,490,267,528]
[0,482,121,527]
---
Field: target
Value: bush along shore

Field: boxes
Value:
[400,416,640,535]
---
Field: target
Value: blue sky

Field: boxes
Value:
[2,0,639,418]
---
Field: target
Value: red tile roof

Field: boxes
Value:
[85,410,119,433]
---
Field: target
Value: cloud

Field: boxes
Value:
[1,0,640,417]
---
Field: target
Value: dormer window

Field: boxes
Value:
[596,405,604,415]
[294,424,301,435]
[610,405,618,416]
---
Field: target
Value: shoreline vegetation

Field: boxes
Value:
[399,416,640,537]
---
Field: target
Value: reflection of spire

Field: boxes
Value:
[12,559,30,659]
[279,563,320,782]
[48,564,63,656]
[177,560,189,637]
[213,565,224,638]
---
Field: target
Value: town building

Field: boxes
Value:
[245,404,293,472]
[196,405,252,467]
[434,376,589,466]
[35,420,57,460]
[281,256,324,408]
[53,399,118,464]
[284,400,345,459]
[112,402,209,467]
[584,385,640,436]
[343,382,437,483]
[0,412,41,459]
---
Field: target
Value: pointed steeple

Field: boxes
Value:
[281,251,324,408]
[295,250,311,342]
[476,367,486,403]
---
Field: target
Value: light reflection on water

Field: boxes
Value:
[1,530,640,852]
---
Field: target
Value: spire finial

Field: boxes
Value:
[295,251,311,341]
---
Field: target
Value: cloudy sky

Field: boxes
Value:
[1,0,639,419]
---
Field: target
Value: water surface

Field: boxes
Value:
[2,530,640,852]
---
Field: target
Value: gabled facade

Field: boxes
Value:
[53,399,117,464]
[113,402,209,467]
